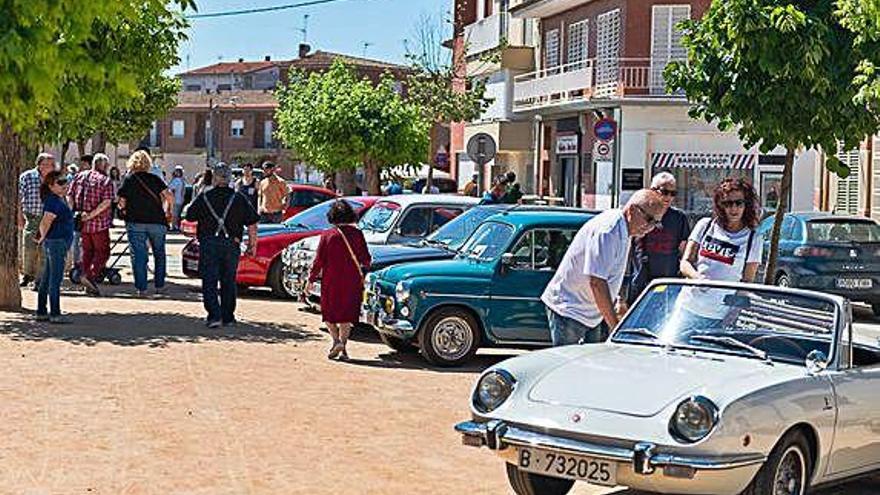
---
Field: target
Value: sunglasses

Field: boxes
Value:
[634,204,663,230]
[652,187,677,197]
[720,199,746,208]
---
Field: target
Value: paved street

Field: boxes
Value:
[0,232,879,494]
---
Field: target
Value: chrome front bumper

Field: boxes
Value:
[456,420,766,494]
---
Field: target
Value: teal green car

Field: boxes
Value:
[363,209,595,366]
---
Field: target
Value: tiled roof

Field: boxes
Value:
[181,61,276,76]
[283,51,408,71]
[175,90,278,110]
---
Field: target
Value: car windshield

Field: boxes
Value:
[358,201,401,232]
[426,206,505,250]
[613,283,837,366]
[807,219,880,243]
[283,199,364,231]
[457,221,515,261]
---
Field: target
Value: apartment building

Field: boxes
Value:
[463,0,820,215]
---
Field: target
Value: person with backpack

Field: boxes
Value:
[306,200,371,361]
[678,177,763,327]
[186,163,259,328]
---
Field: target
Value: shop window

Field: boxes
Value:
[653,160,752,218]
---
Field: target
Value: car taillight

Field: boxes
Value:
[794,246,833,257]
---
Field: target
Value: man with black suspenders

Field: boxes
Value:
[186,163,259,328]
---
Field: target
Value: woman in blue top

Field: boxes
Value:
[35,171,75,323]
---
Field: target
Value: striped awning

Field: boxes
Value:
[651,152,755,170]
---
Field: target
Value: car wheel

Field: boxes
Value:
[741,430,811,495]
[281,264,300,299]
[268,259,291,299]
[379,332,417,353]
[776,272,791,288]
[506,463,574,495]
[418,307,480,367]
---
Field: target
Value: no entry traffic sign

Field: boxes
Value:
[594,118,617,142]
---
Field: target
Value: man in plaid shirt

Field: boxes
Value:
[18,153,56,288]
[68,153,116,296]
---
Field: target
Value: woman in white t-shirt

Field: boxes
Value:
[677,178,762,322]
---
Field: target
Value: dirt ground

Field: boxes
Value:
[0,233,878,494]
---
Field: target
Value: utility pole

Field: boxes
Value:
[362,42,373,58]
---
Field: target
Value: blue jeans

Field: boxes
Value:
[547,309,609,346]
[199,237,241,324]
[127,222,167,291]
[38,238,72,317]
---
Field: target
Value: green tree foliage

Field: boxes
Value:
[665,0,880,284]
[0,0,193,310]
[274,60,430,195]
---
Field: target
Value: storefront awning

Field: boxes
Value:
[651,152,755,170]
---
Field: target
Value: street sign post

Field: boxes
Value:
[466,133,497,195]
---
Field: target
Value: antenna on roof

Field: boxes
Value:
[362,41,373,57]
[299,14,310,43]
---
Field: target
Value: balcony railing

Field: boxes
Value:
[465,13,504,56]
[513,58,684,111]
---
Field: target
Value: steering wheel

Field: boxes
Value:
[747,335,808,359]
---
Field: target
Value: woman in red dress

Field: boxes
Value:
[307,200,371,360]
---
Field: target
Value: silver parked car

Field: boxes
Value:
[456,279,880,495]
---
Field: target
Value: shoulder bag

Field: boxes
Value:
[336,226,365,285]
[134,173,171,225]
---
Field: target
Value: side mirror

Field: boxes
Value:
[805,350,828,375]
[500,253,514,267]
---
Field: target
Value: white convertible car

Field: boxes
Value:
[456,280,880,495]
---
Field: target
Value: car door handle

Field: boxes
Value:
[823,396,834,411]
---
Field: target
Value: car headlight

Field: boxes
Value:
[670,396,718,443]
[473,370,516,414]
[395,280,411,302]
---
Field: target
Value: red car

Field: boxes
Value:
[180,184,337,237]
[182,196,379,297]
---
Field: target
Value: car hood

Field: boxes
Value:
[527,344,796,418]
[369,244,451,268]
[378,258,493,285]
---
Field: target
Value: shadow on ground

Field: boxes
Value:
[341,349,517,374]
[59,280,204,303]
[0,311,320,348]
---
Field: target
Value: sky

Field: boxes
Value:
[172,0,450,74]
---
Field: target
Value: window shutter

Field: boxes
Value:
[835,146,861,215]
[595,9,621,91]
[545,29,560,69]
[651,5,691,94]
[566,20,588,68]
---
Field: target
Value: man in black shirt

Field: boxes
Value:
[186,163,259,328]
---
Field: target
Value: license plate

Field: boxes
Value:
[185,259,199,272]
[836,278,873,290]
[517,447,617,486]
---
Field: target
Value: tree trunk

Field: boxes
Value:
[337,169,357,196]
[76,139,87,160]
[763,147,795,285]
[0,124,25,310]
[364,160,381,196]
[92,132,107,153]
[60,140,71,167]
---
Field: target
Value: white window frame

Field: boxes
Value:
[596,9,621,90]
[264,120,274,147]
[566,20,589,69]
[231,119,245,138]
[545,28,560,70]
[651,4,691,94]
[171,120,185,138]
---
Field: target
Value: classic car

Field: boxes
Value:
[455,279,880,495]
[363,209,594,366]
[357,194,478,245]
[757,212,880,315]
[282,204,525,302]
[181,196,378,297]
[180,183,336,237]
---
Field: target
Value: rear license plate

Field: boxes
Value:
[836,278,873,290]
[517,447,617,486]
[185,259,199,272]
